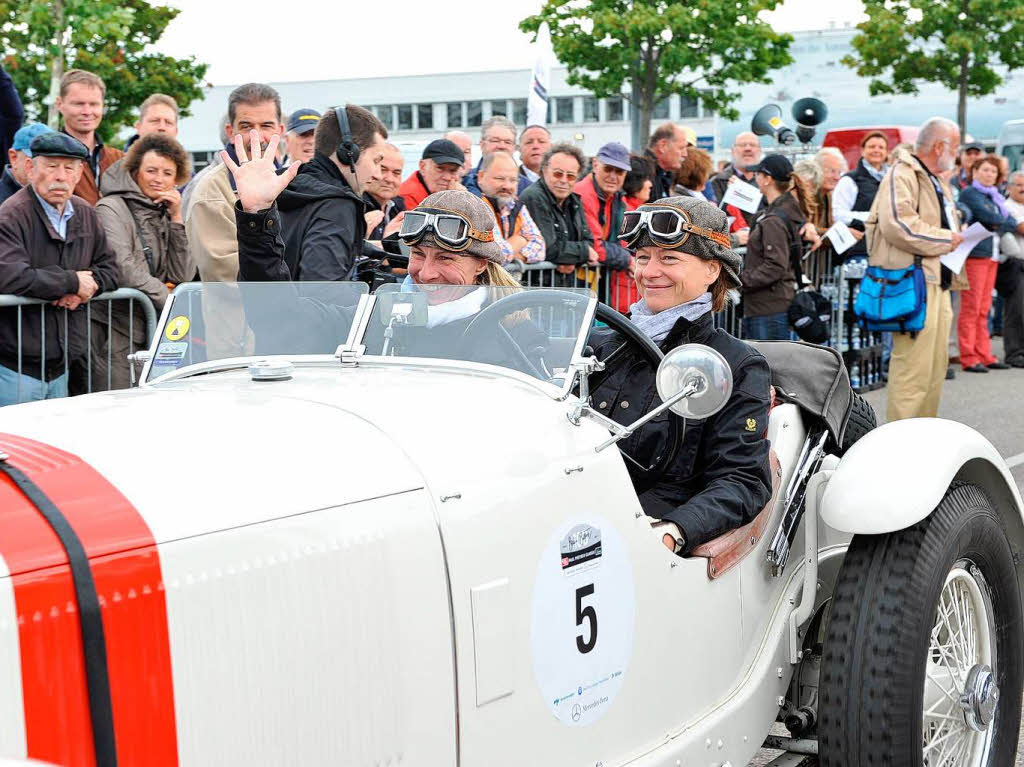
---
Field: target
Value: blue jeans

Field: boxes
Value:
[742,312,791,341]
[0,364,68,406]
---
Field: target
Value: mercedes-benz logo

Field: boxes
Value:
[571,704,582,722]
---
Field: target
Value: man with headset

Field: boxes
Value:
[233,104,388,280]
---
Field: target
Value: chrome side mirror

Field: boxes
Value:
[655,344,733,419]
[595,344,732,452]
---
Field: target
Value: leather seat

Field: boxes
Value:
[690,448,783,579]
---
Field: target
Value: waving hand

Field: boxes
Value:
[220,130,301,213]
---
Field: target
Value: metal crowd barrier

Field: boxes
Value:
[0,288,158,405]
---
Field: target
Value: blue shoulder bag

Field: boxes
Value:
[854,256,926,334]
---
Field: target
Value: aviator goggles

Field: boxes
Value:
[399,207,495,252]
[620,205,732,250]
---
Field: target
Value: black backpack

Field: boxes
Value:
[770,207,833,345]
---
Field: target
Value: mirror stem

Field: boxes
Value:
[595,379,700,453]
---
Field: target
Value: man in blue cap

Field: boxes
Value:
[0,131,117,404]
[283,108,320,166]
[575,141,634,278]
[0,123,53,208]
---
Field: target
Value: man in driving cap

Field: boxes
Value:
[0,122,54,207]
[398,138,466,209]
[0,132,118,404]
[283,108,320,166]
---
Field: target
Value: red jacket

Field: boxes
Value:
[398,171,430,211]
[575,176,637,312]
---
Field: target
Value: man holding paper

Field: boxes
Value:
[866,117,965,422]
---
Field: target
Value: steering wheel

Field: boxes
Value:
[585,303,683,487]
[459,289,590,379]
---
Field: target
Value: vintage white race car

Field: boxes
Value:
[0,281,1019,767]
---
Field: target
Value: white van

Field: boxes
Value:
[997,119,1024,172]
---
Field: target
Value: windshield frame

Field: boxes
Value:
[141,283,597,399]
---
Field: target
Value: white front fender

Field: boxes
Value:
[821,417,1024,535]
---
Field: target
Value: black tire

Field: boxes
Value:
[819,483,1023,766]
[838,392,877,455]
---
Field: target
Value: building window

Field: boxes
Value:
[653,97,670,120]
[606,96,624,122]
[416,104,433,130]
[583,96,600,123]
[447,102,463,128]
[467,100,483,128]
[512,98,527,126]
[397,104,413,131]
[374,105,393,131]
[680,93,699,119]
[555,97,574,124]
[491,100,508,118]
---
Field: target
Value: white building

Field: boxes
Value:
[177,28,1022,171]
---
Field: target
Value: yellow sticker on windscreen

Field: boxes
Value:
[165,315,190,341]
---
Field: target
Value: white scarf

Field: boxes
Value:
[629,292,713,342]
[401,276,488,328]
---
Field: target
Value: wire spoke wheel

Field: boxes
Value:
[819,483,1023,766]
[922,561,997,766]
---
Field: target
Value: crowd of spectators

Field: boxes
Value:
[0,61,1020,422]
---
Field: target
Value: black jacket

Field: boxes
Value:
[0,188,118,379]
[841,159,884,256]
[741,192,803,317]
[276,153,366,280]
[590,312,773,553]
[519,177,593,266]
[0,166,20,208]
[0,65,23,166]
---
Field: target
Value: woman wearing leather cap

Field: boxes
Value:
[589,195,773,555]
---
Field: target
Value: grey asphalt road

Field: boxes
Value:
[750,338,1024,766]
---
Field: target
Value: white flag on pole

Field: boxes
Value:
[527,24,552,127]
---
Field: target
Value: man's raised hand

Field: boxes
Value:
[220,130,301,214]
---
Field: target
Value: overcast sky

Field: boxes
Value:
[154,0,867,87]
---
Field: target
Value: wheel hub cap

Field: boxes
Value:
[959,663,998,732]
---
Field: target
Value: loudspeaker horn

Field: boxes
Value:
[792,97,828,143]
[751,104,796,146]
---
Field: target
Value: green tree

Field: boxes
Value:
[0,0,208,143]
[520,0,793,149]
[844,0,1024,139]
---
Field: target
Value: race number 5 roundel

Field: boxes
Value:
[530,515,636,726]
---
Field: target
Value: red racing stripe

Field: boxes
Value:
[0,433,178,767]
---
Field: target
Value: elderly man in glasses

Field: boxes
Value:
[519,142,599,286]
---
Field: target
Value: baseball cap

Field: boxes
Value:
[961,141,984,152]
[29,132,89,161]
[595,141,631,171]
[679,126,698,147]
[422,139,465,167]
[12,123,54,156]
[287,108,321,135]
[745,153,793,183]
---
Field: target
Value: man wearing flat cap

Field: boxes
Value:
[0,132,117,404]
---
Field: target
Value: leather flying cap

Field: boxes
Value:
[415,190,503,263]
[30,132,89,161]
[422,139,465,167]
[631,195,742,289]
[287,108,321,134]
[744,153,793,183]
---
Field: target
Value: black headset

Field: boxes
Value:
[333,105,360,174]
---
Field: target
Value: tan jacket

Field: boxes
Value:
[866,148,967,289]
[182,161,253,358]
[184,162,238,281]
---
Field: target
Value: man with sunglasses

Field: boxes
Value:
[519,142,599,286]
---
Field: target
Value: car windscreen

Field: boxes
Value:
[360,283,594,388]
[146,281,368,381]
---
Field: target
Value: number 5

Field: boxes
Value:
[575,584,597,654]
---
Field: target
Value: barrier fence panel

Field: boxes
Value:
[0,288,158,406]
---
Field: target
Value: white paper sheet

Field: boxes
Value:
[721,183,763,214]
[824,221,857,254]
[940,223,993,274]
